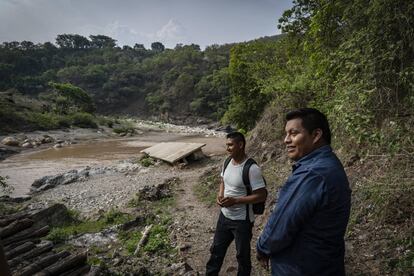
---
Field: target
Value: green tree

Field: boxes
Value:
[48,82,95,114]
[89,35,116,48]
[151,42,165,52]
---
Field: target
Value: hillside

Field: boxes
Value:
[0,0,413,274]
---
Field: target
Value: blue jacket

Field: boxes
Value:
[257,145,351,275]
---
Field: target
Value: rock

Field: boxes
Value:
[21,142,33,148]
[0,195,31,203]
[70,229,117,247]
[0,147,19,160]
[168,262,194,275]
[41,135,54,144]
[30,203,75,228]
[137,180,173,201]
[31,168,91,193]
[179,243,191,251]
[53,143,62,149]
[86,266,102,276]
[1,137,19,146]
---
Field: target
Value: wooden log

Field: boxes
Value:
[59,264,90,276]
[0,211,29,227]
[2,226,49,246]
[3,239,40,253]
[134,224,153,256]
[5,241,35,260]
[34,253,87,276]
[0,218,34,239]
[17,251,70,276]
[8,241,53,268]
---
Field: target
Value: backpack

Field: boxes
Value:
[223,157,267,215]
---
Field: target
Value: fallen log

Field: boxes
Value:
[34,252,87,276]
[17,251,70,276]
[0,218,34,238]
[0,211,30,227]
[2,226,49,246]
[8,241,53,268]
[5,241,35,260]
[134,224,153,256]
[4,239,40,252]
[59,264,90,276]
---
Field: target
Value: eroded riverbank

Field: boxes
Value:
[0,121,226,198]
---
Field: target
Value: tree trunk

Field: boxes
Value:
[2,226,49,246]
[59,264,90,276]
[17,251,70,276]
[8,241,53,268]
[0,218,34,239]
[3,238,40,252]
[34,253,87,276]
[4,241,35,260]
[0,212,29,227]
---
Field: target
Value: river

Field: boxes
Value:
[0,131,226,197]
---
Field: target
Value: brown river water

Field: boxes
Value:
[0,131,226,197]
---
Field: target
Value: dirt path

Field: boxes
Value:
[173,161,247,275]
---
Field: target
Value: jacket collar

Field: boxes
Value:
[292,145,332,171]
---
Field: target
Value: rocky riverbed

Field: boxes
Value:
[1,120,242,275]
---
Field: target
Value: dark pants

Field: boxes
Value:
[206,212,253,276]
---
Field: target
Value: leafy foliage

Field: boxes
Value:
[0,35,232,125]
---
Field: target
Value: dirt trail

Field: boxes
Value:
[173,162,257,275]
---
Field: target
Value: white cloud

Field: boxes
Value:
[154,19,188,47]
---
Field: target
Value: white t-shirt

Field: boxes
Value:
[221,158,266,222]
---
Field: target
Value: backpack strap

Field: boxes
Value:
[242,158,256,221]
[222,157,256,221]
[242,158,256,195]
[222,156,232,173]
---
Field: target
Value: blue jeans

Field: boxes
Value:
[206,212,253,276]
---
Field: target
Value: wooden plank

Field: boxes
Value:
[141,142,206,164]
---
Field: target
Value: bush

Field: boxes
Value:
[139,155,154,167]
[26,112,61,130]
[69,112,97,128]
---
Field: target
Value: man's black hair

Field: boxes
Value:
[226,132,246,149]
[285,108,332,144]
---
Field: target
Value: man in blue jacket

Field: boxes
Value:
[256,108,351,275]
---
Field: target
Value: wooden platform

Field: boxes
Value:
[141,142,206,164]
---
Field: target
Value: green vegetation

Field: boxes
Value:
[46,208,132,243]
[123,195,176,257]
[112,123,135,135]
[0,37,233,132]
[138,155,155,167]
[0,175,12,195]
[0,1,412,273]
[194,166,221,206]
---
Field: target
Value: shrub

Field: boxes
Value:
[69,112,97,128]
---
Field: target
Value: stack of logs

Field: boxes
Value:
[1,204,91,275]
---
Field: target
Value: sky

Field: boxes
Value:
[0,0,293,49]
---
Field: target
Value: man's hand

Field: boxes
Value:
[220,197,238,207]
[256,251,270,271]
[216,195,224,206]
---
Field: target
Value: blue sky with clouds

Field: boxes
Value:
[0,0,293,49]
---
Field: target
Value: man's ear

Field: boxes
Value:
[239,141,245,149]
[312,128,323,144]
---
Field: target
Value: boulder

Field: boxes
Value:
[21,142,33,148]
[41,135,54,144]
[31,168,91,193]
[1,137,19,146]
